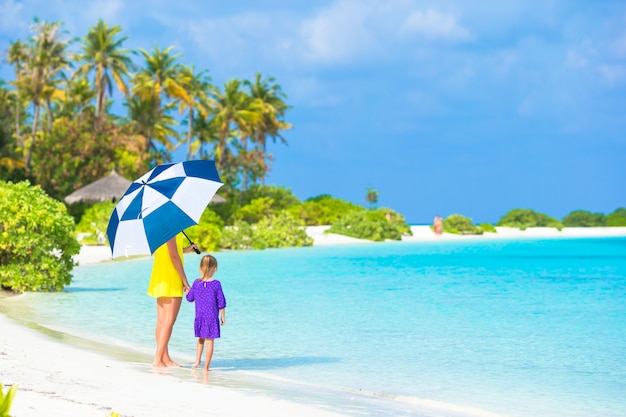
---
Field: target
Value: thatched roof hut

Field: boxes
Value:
[210,194,226,204]
[64,170,131,204]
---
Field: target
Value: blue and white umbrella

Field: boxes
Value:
[106,160,223,258]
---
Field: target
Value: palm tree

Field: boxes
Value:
[0,82,24,174]
[189,113,220,160]
[6,40,28,147]
[16,19,71,173]
[244,73,291,183]
[132,45,186,110]
[55,75,96,120]
[209,79,259,174]
[126,95,179,164]
[74,19,134,118]
[130,45,186,159]
[175,64,214,159]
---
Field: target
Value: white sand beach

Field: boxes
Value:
[0,314,350,417]
[2,226,625,417]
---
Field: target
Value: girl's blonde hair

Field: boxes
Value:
[200,254,218,277]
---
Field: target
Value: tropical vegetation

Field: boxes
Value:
[0,383,17,417]
[0,18,292,200]
[496,208,563,230]
[441,214,484,235]
[606,208,626,226]
[562,210,607,227]
[0,181,80,292]
[327,207,411,241]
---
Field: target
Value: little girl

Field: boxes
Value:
[185,254,226,371]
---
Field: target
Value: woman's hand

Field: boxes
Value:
[184,243,200,254]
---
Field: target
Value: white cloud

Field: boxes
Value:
[0,0,26,35]
[184,11,294,73]
[154,0,475,72]
[400,9,471,41]
[297,0,473,64]
[298,0,379,64]
[599,64,626,85]
[83,0,124,26]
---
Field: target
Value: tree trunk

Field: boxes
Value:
[186,107,193,160]
[14,96,21,148]
[25,101,40,175]
[45,98,53,132]
[242,135,248,192]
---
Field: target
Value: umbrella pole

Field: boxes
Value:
[182,231,201,254]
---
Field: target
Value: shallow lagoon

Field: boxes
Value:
[4,237,626,417]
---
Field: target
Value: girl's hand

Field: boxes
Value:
[220,318,225,326]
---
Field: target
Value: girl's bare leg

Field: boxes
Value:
[203,338,215,371]
[193,338,205,368]
[154,297,182,367]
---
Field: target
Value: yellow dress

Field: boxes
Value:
[147,233,185,298]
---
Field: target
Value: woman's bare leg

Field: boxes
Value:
[203,338,215,371]
[154,297,182,367]
[193,338,205,368]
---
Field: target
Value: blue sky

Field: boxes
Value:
[1,0,625,224]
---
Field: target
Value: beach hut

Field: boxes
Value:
[210,194,227,204]
[64,170,132,205]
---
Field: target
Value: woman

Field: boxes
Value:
[148,233,199,367]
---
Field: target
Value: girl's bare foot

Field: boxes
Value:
[152,361,167,368]
[191,362,200,368]
[203,367,210,372]
[165,360,181,367]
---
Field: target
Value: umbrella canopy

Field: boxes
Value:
[64,170,132,204]
[106,160,223,258]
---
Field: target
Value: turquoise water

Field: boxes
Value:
[5,237,626,417]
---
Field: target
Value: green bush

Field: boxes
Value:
[185,209,224,252]
[239,184,300,209]
[377,208,413,236]
[219,212,312,250]
[220,220,255,250]
[250,211,313,249]
[0,181,80,292]
[288,194,363,226]
[234,197,276,224]
[327,210,405,241]
[562,210,607,227]
[75,201,116,245]
[496,208,563,230]
[442,214,483,235]
[479,223,497,233]
[607,208,626,226]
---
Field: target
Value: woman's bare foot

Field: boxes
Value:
[152,361,167,368]
[165,360,181,367]
[191,362,200,368]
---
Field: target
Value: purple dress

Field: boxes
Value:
[186,279,226,339]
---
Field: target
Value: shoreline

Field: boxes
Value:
[74,226,626,265]
[2,227,625,417]
[0,313,358,417]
